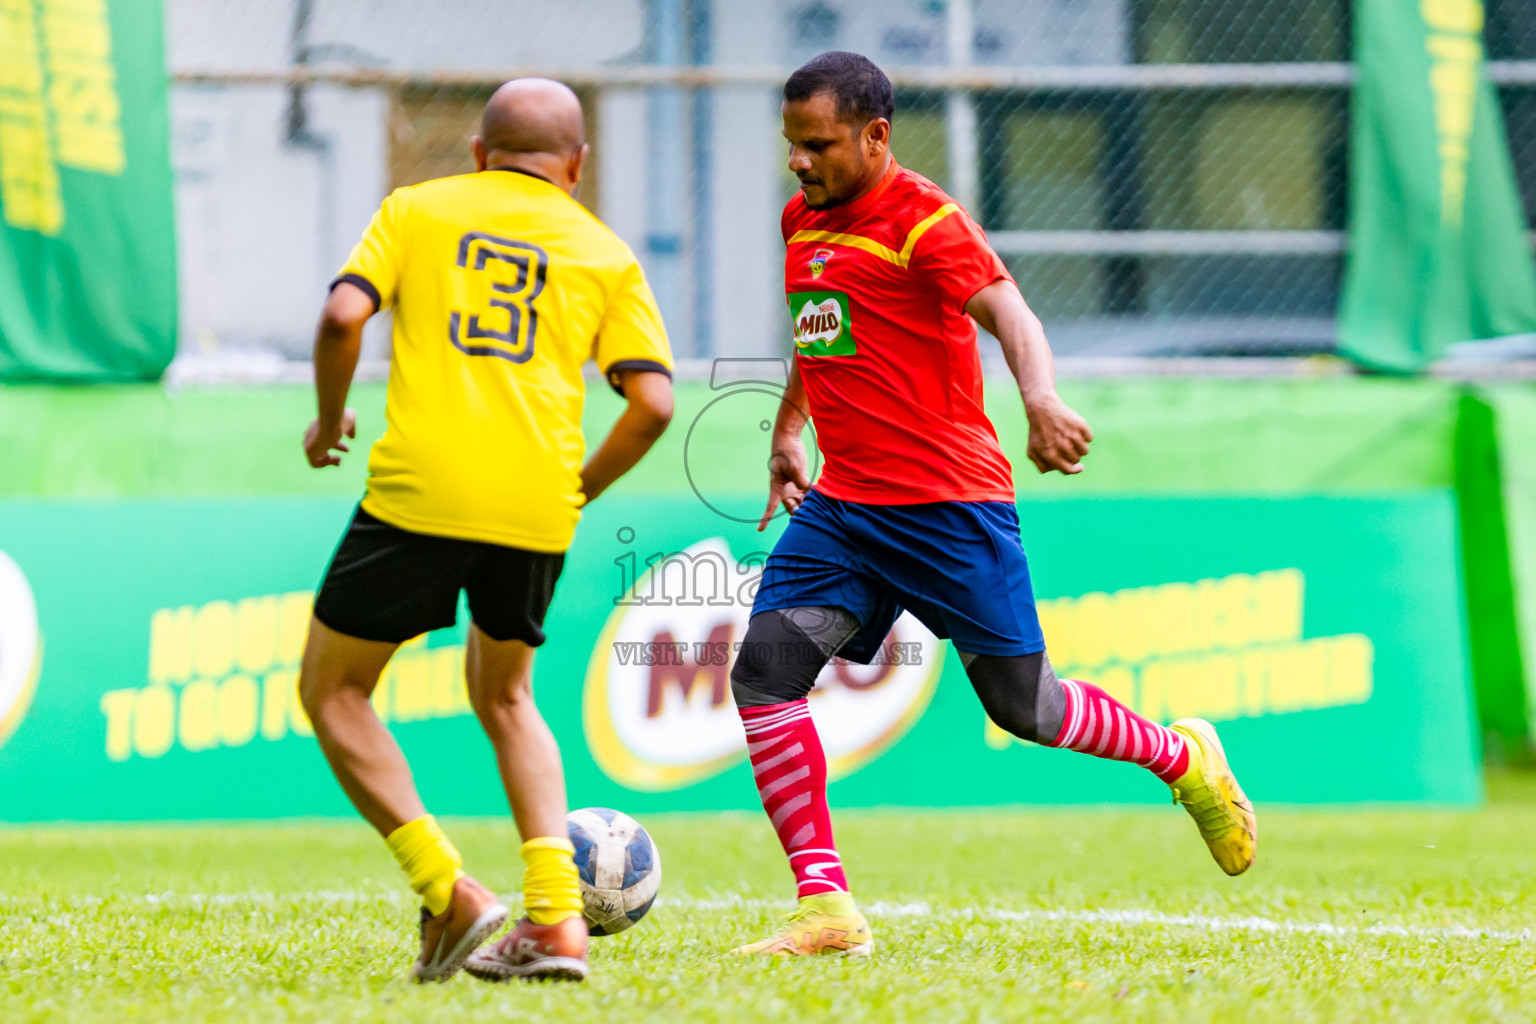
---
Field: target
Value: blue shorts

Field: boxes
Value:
[753,489,1045,663]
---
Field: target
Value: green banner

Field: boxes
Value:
[0,492,1479,821]
[0,376,1520,747]
[1483,385,1536,742]
[1457,391,1529,754]
[0,377,1467,500]
[0,0,176,381]
[1339,0,1536,373]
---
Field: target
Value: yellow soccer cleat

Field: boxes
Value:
[1169,718,1257,876]
[730,892,874,958]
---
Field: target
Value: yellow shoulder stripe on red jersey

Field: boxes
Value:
[788,202,960,269]
[897,203,961,264]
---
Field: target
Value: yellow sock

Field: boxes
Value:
[386,815,464,917]
[521,837,583,926]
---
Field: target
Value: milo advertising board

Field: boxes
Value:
[0,549,42,751]
[0,491,1479,821]
[585,538,945,791]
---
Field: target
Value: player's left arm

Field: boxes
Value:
[965,281,1093,475]
[912,207,1092,474]
[580,370,674,505]
[583,258,676,504]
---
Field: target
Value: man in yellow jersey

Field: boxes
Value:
[297,78,674,985]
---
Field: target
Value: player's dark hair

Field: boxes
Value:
[783,51,894,126]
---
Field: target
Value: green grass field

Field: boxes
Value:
[5,775,1536,1024]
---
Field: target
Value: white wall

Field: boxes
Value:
[166,0,645,72]
[166,0,648,361]
[710,2,791,360]
[783,0,1127,67]
[172,84,388,357]
[164,0,1129,364]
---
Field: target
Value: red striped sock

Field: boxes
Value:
[739,700,849,897]
[1049,680,1190,783]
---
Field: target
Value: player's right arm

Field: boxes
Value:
[305,192,404,468]
[758,359,812,531]
[304,282,369,467]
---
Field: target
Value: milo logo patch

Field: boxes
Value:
[789,290,856,357]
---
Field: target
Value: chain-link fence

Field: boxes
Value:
[165,0,1536,367]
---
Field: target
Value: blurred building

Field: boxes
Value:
[164,0,1536,366]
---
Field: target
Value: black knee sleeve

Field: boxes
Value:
[960,649,1066,744]
[730,607,860,708]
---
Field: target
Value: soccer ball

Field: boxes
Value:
[566,807,661,935]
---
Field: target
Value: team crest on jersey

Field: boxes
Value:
[809,248,835,278]
[788,290,856,357]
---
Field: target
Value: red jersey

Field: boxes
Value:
[783,161,1015,505]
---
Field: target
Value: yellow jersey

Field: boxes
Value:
[335,169,673,552]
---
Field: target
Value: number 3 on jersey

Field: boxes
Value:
[448,232,548,363]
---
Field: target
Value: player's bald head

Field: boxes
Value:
[480,78,585,158]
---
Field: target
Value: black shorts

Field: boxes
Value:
[313,506,565,645]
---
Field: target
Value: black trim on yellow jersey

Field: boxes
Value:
[491,166,557,186]
[604,359,673,396]
[331,272,381,313]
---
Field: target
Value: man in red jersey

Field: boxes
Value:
[727,52,1257,958]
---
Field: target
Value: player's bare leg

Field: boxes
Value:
[461,624,588,982]
[299,618,508,982]
[462,626,568,838]
[964,650,1256,875]
[299,619,418,832]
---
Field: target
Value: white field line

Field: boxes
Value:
[0,890,410,909]
[656,896,1536,944]
[1,891,1530,944]
[984,907,1536,944]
